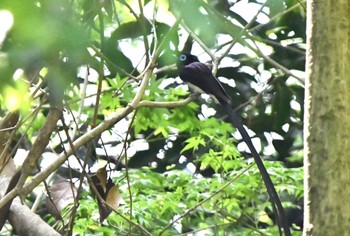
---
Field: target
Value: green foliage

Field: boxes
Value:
[70,166,303,235]
[0,0,305,234]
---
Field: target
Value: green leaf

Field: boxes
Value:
[154,126,169,137]
[266,0,286,18]
[181,136,206,153]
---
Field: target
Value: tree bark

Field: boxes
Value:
[304,0,350,235]
[0,175,60,236]
[9,198,61,236]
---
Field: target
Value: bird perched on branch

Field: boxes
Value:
[177,53,291,236]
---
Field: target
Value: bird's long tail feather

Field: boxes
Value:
[222,102,291,236]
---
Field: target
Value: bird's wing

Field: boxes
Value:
[179,62,231,105]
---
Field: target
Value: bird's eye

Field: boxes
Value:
[179,54,187,61]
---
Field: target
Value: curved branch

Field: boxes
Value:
[137,96,195,108]
[0,18,187,218]
[159,164,254,235]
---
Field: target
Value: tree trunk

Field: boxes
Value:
[304,0,350,235]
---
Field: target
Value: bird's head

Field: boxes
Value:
[176,53,200,69]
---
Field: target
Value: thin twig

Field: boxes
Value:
[214,0,268,65]
[249,1,306,32]
[90,45,138,80]
[123,109,138,233]
[250,40,304,83]
[86,174,153,235]
[158,163,255,235]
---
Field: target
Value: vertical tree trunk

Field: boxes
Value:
[304,0,350,235]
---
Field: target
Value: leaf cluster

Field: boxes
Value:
[0,0,305,235]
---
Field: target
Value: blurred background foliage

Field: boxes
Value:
[0,0,305,235]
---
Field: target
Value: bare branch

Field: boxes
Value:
[9,198,61,236]
[137,96,195,108]
[16,106,63,192]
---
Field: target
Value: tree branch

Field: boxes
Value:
[0,20,186,220]
[136,96,195,108]
[9,198,61,236]
[16,106,63,193]
[0,174,60,235]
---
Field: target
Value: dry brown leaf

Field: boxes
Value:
[46,177,77,219]
[0,112,19,145]
[106,184,125,210]
[0,112,19,177]
[96,167,107,193]
[0,157,16,177]
[90,167,123,222]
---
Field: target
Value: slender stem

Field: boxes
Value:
[159,164,254,235]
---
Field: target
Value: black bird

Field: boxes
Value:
[177,53,291,236]
[177,54,231,105]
